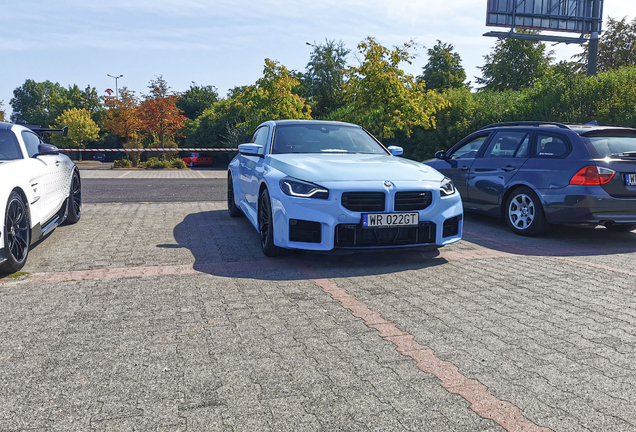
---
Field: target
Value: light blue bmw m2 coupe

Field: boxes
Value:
[227,120,463,256]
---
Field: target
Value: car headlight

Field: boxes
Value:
[440,177,456,196]
[279,177,329,199]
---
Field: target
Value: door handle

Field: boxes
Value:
[501,165,516,172]
[55,160,61,165]
[460,166,469,171]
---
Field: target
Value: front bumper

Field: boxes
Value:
[270,180,463,251]
[540,186,636,224]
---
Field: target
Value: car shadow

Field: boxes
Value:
[462,212,636,257]
[158,210,447,281]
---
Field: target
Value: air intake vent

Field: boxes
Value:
[395,191,432,211]
[341,192,385,212]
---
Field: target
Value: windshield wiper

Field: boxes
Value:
[613,152,636,158]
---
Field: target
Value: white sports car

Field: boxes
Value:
[0,122,81,273]
[228,120,463,256]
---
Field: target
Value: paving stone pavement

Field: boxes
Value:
[1,202,636,431]
[79,170,227,179]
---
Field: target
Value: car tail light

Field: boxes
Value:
[570,165,616,185]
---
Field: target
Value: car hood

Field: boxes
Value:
[267,153,444,183]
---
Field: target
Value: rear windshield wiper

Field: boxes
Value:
[612,152,636,158]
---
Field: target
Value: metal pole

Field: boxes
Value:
[587,0,600,76]
[107,74,124,99]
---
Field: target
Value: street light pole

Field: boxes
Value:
[107,74,123,99]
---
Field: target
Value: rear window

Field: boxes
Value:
[0,130,22,161]
[583,131,636,158]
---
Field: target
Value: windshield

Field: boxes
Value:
[0,130,22,161]
[584,132,636,158]
[272,124,388,155]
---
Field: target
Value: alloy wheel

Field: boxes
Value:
[72,173,82,218]
[6,198,29,264]
[259,193,270,247]
[508,193,535,230]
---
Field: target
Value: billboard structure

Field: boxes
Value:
[486,0,603,35]
[483,0,604,74]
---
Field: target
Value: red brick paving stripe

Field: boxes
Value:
[556,256,636,277]
[304,270,553,432]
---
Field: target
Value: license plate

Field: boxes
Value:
[362,213,419,228]
[626,174,636,185]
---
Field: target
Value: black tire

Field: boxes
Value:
[605,223,636,232]
[258,188,284,257]
[64,170,82,225]
[227,173,243,217]
[504,186,549,236]
[0,191,31,274]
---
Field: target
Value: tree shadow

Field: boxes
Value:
[158,210,447,281]
[462,212,636,257]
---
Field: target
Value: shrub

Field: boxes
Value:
[170,159,186,169]
[141,157,171,169]
[113,158,133,168]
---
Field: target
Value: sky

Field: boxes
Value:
[2,0,635,119]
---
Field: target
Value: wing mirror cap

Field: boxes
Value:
[435,150,448,160]
[33,143,60,157]
[387,146,403,156]
[238,143,264,157]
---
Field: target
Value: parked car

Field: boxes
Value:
[93,153,106,161]
[182,153,213,167]
[0,122,81,273]
[423,121,636,236]
[228,120,463,256]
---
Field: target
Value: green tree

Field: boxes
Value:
[231,59,312,131]
[177,83,219,120]
[305,39,350,118]
[419,40,467,90]
[50,108,100,148]
[574,16,636,73]
[10,80,103,127]
[0,101,5,122]
[477,33,554,91]
[342,37,449,141]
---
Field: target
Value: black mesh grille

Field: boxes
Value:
[289,219,322,243]
[335,223,436,248]
[395,191,433,211]
[341,192,385,212]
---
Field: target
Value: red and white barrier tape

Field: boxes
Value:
[58,148,237,152]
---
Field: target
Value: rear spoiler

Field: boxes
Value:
[26,125,68,138]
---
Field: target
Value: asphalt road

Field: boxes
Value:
[82,178,226,202]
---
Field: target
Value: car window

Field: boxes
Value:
[0,130,23,161]
[21,131,41,158]
[449,135,488,160]
[535,134,569,158]
[272,124,387,155]
[483,131,529,158]
[250,127,269,146]
[583,132,636,158]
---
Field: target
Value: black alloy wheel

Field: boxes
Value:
[0,192,31,274]
[504,186,549,236]
[258,188,283,257]
[227,173,243,217]
[65,170,82,225]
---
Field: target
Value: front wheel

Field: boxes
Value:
[258,188,284,257]
[64,170,82,225]
[0,192,31,274]
[504,187,549,236]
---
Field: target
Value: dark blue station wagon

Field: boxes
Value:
[423,122,636,236]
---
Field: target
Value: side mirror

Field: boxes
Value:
[238,143,264,157]
[435,150,447,160]
[33,143,60,157]
[387,146,403,156]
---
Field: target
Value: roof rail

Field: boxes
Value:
[478,121,570,131]
[26,125,68,137]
